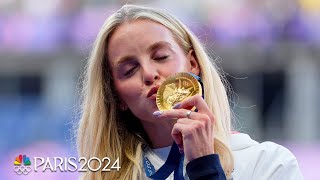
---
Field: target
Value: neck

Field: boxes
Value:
[141,120,175,148]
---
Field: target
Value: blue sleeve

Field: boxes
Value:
[186,154,226,180]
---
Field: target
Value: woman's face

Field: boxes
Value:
[107,19,199,123]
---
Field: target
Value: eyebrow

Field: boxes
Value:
[147,41,173,52]
[114,55,135,69]
[114,41,173,68]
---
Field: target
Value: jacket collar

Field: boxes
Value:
[230,133,259,151]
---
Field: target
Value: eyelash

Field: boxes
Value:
[154,55,169,60]
[124,66,137,77]
[122,55,169,77]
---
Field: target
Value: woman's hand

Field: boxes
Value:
[153,94,215,163]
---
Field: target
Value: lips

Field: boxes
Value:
[147,86,160,99]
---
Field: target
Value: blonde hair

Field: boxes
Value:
[77,4,234,179]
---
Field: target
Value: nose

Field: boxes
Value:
[141,63,160,86]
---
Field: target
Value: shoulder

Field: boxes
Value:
[230,133,303,180]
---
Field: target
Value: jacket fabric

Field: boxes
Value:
[141,133,303,180]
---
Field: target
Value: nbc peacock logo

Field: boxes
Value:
[13,154,32,175]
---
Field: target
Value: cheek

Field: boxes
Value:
[114,79,142,103]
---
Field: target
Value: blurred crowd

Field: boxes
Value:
[0,0,319,52]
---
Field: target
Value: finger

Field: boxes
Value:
[171,123,188,147]
[172,94,210,113]
[172,120,202,139]
[172,119,207,148]
[153,109,208,121]
[177,118,191,124]
[176,118,211,136]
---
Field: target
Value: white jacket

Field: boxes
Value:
[142,133,303,180]
[231,133,303,180]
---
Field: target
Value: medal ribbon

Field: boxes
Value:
[143,142,184,180]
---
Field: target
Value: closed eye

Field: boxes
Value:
[124,66,138,77]
[154,55,169,61]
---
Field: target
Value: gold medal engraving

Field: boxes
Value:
[156,72,202,110]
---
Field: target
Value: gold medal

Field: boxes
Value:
[156,72,202,111]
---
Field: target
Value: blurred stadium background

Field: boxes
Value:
[0,0,319,179]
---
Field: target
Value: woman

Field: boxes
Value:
[77,4,303,180]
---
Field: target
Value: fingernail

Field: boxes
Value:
[153,111,163,116]
[172,103,181,109]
